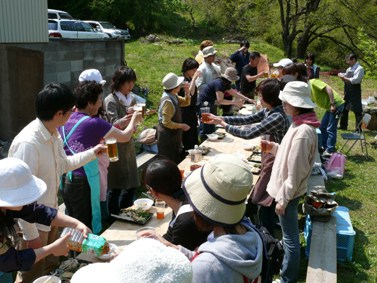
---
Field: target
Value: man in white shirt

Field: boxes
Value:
[338,53,365,132]
[9,83,106,283]
[195,46,221,94]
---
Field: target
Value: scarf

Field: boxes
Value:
[292,112,320,128]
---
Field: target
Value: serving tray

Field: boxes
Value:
[111,208,153,225]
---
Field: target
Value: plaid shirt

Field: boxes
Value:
[224,105,289,143]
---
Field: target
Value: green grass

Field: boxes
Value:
[125,38,377,282]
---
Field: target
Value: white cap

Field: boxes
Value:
[273,58,293,68]
[79,69,106,85]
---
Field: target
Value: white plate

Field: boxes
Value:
[134,198,153,211]
[96,243,118,261]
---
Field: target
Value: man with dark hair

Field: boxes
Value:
[230,40,251,90]
[9,83,106,283]
[338,53,365,131]
[239,52,265,99]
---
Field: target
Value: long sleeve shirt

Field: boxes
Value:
[0,203,57,272]
[8,118,96,240]
[345,62,364,85]
[159,92,191,129]
[224,105,289,143]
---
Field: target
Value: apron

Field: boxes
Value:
[157,93,183,164]
[61,116,102,234]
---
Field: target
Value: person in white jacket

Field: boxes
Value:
[9,83,106,282]
[263,81,319,283]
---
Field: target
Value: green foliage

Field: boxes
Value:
[357,28,377,78]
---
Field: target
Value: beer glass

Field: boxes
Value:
[105,137,119,162]
[261,134,271,153]
[200,106,211,123]
[134,103,146,117]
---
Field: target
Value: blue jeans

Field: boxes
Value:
[0,272,13,283]
[278,196,301,283]
[320,104,344,153]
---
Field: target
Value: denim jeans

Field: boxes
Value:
[0,272,13,283]
[320,104,344,153]
[278,196,301,283]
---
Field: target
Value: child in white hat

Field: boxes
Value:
[0,158,91,274]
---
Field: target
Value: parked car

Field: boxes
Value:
[48,9,74,20]
[48,20,109,39]
[84,20,131,40]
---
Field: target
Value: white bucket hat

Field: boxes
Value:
[79,69,106,85]
[221,67,239,82]
[202,46,217,58]
[279,81,315,109]
[183,154,252,225]
[162,73,184,90]
[273,58,293,68]
[71,238,192,283]
[0,158,47,207]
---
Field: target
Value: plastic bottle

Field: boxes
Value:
[61,228,109,256]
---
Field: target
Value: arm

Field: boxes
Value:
[227,88,255,104]
[325,86,337,113]
[245,71,264,82]
[161,100,190,131]
[215,91,244,107]
[105,111,142,143]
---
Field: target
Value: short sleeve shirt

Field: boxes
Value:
[309,79,344,109]
[59,112,112,176]
[198,78,229,106]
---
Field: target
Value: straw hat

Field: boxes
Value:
[183,154,252,225]
[279,81,315,109]
[0,158,46,207]
[202,46,217,58]
[221,67,240,82]
[162,73,184,90]
[71,239,192,283]
[79,69,106,85]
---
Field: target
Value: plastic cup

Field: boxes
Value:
[200,107,210,123]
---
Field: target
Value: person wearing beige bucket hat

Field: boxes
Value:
[0,157,91,275]
[196,46,221,94]
[262,81,320,283]
[157,73,191,164]
[150,154,263,282]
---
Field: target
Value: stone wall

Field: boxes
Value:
[0,39,124,140]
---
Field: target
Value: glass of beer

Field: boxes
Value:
[105,137,119,162]
[263,71,269,78]
[134,103,146,118]
[200,106,210,123]
[260,134,271,153]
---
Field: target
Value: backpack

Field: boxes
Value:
[251,224,284,283]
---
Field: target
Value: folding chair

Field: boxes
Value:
[340,113,371,158]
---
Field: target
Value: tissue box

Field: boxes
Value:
[304,206,356,262]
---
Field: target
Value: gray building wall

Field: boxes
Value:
[0,0,48,43]
[0,39,124,140]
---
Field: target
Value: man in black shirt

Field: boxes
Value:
[240,52,265,99]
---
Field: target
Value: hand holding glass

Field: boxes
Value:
[105,138,119,162]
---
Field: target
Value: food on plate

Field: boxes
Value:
[214,132,226,139]
[133,198,153,211]
[116,208,153,224]
[197,145,211,155]
[247,153,262,163]
[96,243,119,261]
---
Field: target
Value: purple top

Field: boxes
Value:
[59,112,112,176]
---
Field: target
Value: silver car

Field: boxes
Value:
[48,20,109,39]
[84,20,131,40]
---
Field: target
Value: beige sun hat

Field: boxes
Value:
[0,158,47,207]
[79,69,106,85]
[183,154,252,225]
[162,73,184,90]
[221,67,240,82]
[202,46,217,58]
[279,81,315,109]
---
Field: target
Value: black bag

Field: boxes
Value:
[251,224,284,283]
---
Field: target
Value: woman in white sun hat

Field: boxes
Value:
[152,154,263,283]
[0,158,91,275]
[157,72,191,164]
[263,81,320,283]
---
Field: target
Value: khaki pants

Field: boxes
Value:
[15,226,59,283]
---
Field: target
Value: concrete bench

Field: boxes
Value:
[306,173,337,282]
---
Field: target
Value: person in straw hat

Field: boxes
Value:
[197,67,254,141]
[263,81,320,283]
[151,154,263,283]
[157,73,191,164]
[0,157,91,275]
